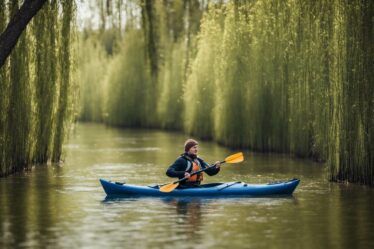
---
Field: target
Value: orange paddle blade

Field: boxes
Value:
[224,152,244,163]
[159,182,179,193]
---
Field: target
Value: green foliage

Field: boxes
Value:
[82,0,204,130]
[105,30,150,127]
[186,0,373,184]
[326,0,374,184]
[4,0,32,172]
[157,40,185,130]
[0,0,8,173]
[77,24,123,123]
[52,0,75,162]
[184,6,223,138]
[77,35,109,122]
[33,0,59,163]
[214,3,252,147]
[0,0,76,176]
[69,0,374,185]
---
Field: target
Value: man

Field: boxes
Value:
[166,139,221,187]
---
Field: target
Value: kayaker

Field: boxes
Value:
[166,139,221,187]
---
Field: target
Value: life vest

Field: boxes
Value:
[184,157,204,183]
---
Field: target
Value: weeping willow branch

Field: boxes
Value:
[52,0,74,163]
[0,0,76,177]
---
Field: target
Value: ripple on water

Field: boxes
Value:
[63,144,80,149]
[60,186,98,192]
[82,147,161,153]
[4,123,374,249]
[91,163,140,170]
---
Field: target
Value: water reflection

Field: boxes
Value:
[1,123,374,249]
[163,198,204,240]
[0,164,66,248]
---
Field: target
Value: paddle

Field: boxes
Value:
[159,152,244,193]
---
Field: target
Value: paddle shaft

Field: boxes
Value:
[170,160,225,185]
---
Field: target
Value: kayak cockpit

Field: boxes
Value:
[147,182,226,189]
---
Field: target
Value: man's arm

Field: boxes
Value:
[200,159,220,176]
[166,158,186,178]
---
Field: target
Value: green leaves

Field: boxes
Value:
[0,1,76,176]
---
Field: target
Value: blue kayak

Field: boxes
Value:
[100,178,300,197]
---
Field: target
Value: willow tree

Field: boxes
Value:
[100,0,204,129]
[77,35,109,122]
[158,0,203,130]
[77,0,374,185]
[105,30,150,127]
[76,0,129,123]
[4,0,32,173]
[0,0,76,177]
[213,2,252,147]
[184,5,223,138]
[183,0,373,184]
[33,0,59,163]
[327,0,374,184]
[140,0,161,127]
[52,0,75,163]
[0,0,9,174]
[157,41,186,130]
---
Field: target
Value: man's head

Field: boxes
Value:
[184,139,199,155]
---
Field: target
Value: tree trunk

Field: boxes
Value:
[0,0,47,68]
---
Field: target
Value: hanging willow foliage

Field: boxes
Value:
[78,0,373,185]
[101,0,203,129]
[184,6,223,139]
[52,0,75,163]
[157,40,185,130]
[157,0,199,130]
[33,0,59,163]
[187,0,373,184]
[5,0,32,172]
[214,3,253,148]
[105,29,150,127]
[0,0,76,177]
[77,35,109,122]
[0,0,8,174]
[327,0,374,184]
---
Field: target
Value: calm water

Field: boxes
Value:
[1,123,373,249]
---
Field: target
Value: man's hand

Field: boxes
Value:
[184,172,191,178]
[214,161,221,168]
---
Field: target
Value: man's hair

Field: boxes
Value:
[184,139,198,152]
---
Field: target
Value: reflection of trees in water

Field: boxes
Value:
[0,166,64,248]
[164,198,204,240]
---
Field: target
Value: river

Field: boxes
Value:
[1,123,373,248]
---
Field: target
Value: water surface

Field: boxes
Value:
[1,123,373,248]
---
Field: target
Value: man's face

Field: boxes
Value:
[188,145,198,156]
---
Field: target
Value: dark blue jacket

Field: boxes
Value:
[166,153,220,181]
